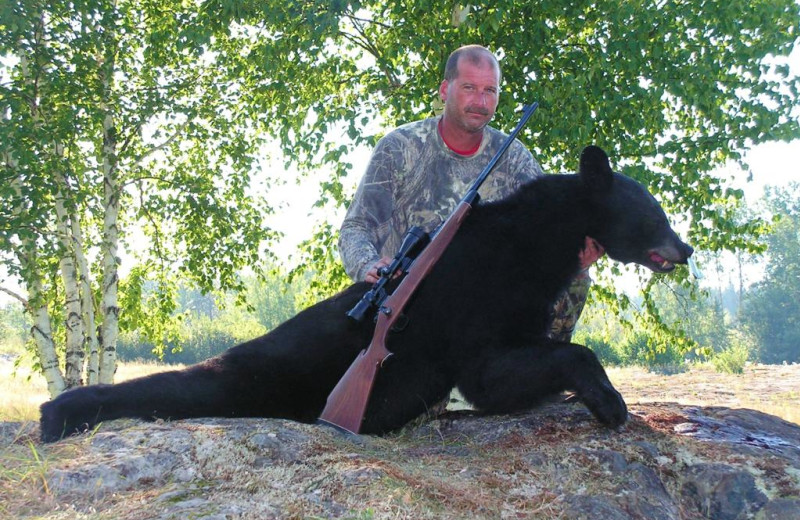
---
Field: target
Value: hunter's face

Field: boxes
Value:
[440,58,500,134]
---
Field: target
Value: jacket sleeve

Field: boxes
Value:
[338,135,399,281]
[547,270,592,342]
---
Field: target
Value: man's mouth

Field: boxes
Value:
[466,107,490,116]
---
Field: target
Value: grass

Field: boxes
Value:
[0,356,185,517]
[606,363,800,426]
[0,358,48,423]
[3,354,799,426]
[0,356,183,423]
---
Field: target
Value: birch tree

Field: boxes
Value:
[1,1,276,393]
[2,0,799,392]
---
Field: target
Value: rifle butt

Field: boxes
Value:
[318,343,391,434]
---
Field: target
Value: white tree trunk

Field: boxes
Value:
[10,31,67,396]
[28,269,67,397]
[95,12,122,385]
[7,174,65,397]
[74,215,100,385]
[53,156,86,388]
[99,110,120,384]
[53,166,100,385]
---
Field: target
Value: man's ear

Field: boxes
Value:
[579,145,614,192]
[439,80,449,102]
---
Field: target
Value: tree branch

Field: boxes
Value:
[0,286,30,310]
[340,14,401,88]
[130,123,188,167]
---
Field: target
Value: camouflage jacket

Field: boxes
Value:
[338,116,589,340]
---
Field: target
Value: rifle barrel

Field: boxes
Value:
[462,102,539,205]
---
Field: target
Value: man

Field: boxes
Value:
[339,44,602,341]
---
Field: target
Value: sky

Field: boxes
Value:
[735,140,800,202]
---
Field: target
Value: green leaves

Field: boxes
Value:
[3,0,798,376]
[739,183,800,363]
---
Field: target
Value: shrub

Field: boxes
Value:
[711,340,750,375]
[618,331,685,370]
[581,335,623,366]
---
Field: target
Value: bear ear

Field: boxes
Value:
[579,146,614,192]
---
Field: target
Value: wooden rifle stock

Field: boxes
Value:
[318,103,539,434]
[318,203,472,433]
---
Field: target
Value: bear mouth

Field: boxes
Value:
[647,251,680,273]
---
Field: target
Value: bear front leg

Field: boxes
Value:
[456,342,627,428]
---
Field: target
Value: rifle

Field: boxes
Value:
[318,103,539,433]
[345,225,430,323]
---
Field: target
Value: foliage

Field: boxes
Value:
[584,276,699,362]
[738,183,800,364]
[648,282,731,356]
[0,304,27,354]
[579,335,622,366]
[117,311,265,364]
[576,277,733,368]
[288,223,351,309]
[241,271,301,330]
[1,0,278,388]
[616,330,685,368]
[2,0,799,386]
[117,271,302,364]
[710,338,750,375]
[235,0,800,274]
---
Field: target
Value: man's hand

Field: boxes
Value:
[365,257,394,283]
[579,237,605,270]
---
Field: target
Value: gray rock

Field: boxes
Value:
[7,402,798,519]
[681,463,769,520]
[757,498,800,520]
[565,495,631,520]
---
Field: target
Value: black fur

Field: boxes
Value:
[40,146,693,442]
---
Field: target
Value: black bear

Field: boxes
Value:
[40,146,693,442]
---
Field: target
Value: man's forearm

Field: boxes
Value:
[547,271,592,342]
[338,225,380,282]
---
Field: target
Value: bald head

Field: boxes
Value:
[443,45,501,82]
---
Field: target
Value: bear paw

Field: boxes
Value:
[576,380,628,428]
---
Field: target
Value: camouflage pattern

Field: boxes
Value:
[548,270,592,342]
[339,115,589,341]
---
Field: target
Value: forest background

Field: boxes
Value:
[1,0,799,396]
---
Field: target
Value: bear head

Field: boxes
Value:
[579,146,694,273]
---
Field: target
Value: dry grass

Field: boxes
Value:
[3,357,798,426]
[0,426,83,518]
[607,363,800,426]
[0,359,48,423]
[0,358,183,423]
[0,358,184,518]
